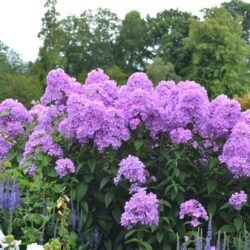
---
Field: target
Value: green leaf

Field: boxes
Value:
[207,180,217,195]
[234,218,243,232]
[105,191,115,208]
[88,159,96,173]
[112,207,121,224]
[81,201,89,213]
[220,224,236,233]
[76,182,88,201]
[134,140,144,151]
[156,232,163,243]
[100,177,110,190]
[139,241,153,250]
[207,201,217,216]
[125,229,137,239]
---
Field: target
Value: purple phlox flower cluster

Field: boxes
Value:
[0,135,12,160]
[200,95,241,139]
[0,179,21,211]
[85,68,109,85]
[55,158,75,178]
[35,105,62,133]
[173,81,209,129]
[120,188,159,229]
[126,72,153,91]
[155,80,176,107]
[28,164,37,176]
[179,199,208,228]
[22,129,63,162]
[41,68,84,106]
[219,121,250,178]
[170,128,192,144]
[151,80,209,138]
[29,104,46,121]
[116,88,159,130]
[60,94,130,151]
[114,155,149,187]
[82,80,118,107]
[229,190,247,211]
[0,99,31,138]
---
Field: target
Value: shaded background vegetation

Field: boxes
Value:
[0,0,249,106]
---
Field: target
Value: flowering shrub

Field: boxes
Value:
[0,68,249,249]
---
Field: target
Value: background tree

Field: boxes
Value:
[184,7,250,98]
[60,15,91,78]
[146,57,181,85]
[147,9,196,77]
[222,0,250,42]
[35,0,66,81]
[106,65,127,85]
[115,11,150,73]
[82,8,120,71]
[0,74,42,108]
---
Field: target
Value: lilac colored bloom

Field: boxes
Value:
[200,95,241,139]
[23,130,63,162]
[155,80,176,107]
[55,158,75,178]
[85,68,109,85]
[126,72,153,91]
[219,121,250,178]
[29,104,46,121]
[60,93,130,151]
[229,191,247,211]
[179,199,208,228]
[41,68,84,106]
[82,80,118,107]
[0,99,31,138]
[120,188,159,229]
[116,88,159,130]
[170,128,192,143]
[35,105,62,133]
[0,135,12,160]
[150,80,209,138]
[114,155,149,186]
[28,164,37,176]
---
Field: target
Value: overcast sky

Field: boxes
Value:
[0,0,232,62]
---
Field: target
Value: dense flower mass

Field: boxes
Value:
[55,158,75,178]
[120,188,159,229]
[114,155,149,186]
[229,191,247,211]
[170,128,192,144]
[60,94,130,151]
[41,68,84,106]
[179,199,208,227]
[22,130,63,162]
[200,95,241,139]
[219,121,250,178]
[85,68,109,85]
[0,99,31,138]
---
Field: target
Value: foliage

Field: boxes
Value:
[222,0,250,42]
[147,9,196,77]
[146,57,181,85]
[115,11,150,73]
[184,7,250,98]
[0,74,43,108]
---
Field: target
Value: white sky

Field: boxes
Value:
[0,0,233,62]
